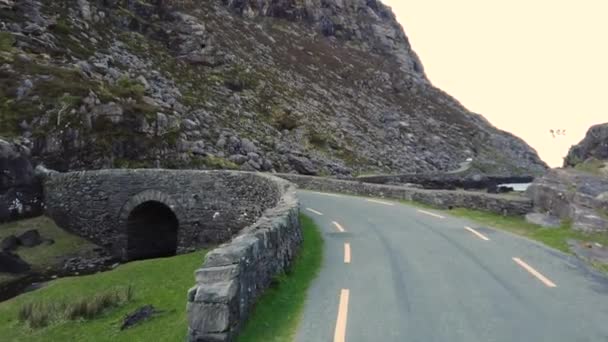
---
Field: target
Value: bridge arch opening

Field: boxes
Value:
[126,201,179,260]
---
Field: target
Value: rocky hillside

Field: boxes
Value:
[0,0,548,176]
[564,123,608,168]
[527,123,608,232]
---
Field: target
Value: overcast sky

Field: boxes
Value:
[383,0,608,167]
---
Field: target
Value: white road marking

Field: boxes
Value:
[306,208,324,216]
[334,289,350,342]
[344,243,351,264]
[465,226,490,241]
[366,199,395,206]
[311,191,343,198]
[513,257,557,288]
[332,221,346,233]
[417,209,445,219]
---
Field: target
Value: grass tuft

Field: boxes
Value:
[18,287,134,329]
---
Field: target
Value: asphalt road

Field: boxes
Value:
[295,190,608,342]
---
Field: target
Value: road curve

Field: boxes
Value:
[295,190,608,342]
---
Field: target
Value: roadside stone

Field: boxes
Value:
[121,305,159,330]
[228,154,248,165]
[525,213,561,228]
[261,159,273,172]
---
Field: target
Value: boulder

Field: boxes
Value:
[527,169,608,232]
[228,154,248,165]
[0,251,30,273]
[564,123,608,167]
[17,229,42,247]
[1,235,19,251]
[288,155,318,176]
[240,139,257,154]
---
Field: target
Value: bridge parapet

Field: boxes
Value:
[41,169,285,259]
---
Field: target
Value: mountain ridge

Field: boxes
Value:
[0,0,548,176]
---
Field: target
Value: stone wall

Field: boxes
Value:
[40,169,283,259]
[187,175,301,342]
[355,172,534,192]
[278,173,533,216]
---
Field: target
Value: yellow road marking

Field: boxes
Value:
[417,210,445,219]
[465,226,490,241]
[513,257,557,288]
[366,199,395,206]
[332,221,346,233]
[306,208,324,216]
[344,243,351,264]
[334,289,350,342]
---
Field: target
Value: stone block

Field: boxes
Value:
[194,280,239,304]
[195,264,240,284]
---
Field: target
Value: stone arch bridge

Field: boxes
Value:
[38,168,288,261]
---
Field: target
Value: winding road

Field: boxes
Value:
[295,190,608,342]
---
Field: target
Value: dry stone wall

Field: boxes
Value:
[278,173,533,216]
[187,175,301,341]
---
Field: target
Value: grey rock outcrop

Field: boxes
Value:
[526,169,608,232]
[224,0,427,78]
[564,123,608,167]
[0,139,43,222]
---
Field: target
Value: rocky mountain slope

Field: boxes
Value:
[0,0,548,176]
[564,122,608,168]
[527,123,608,232]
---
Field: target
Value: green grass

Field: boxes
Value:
[0,217,98,282]
[0,214,323,341]
[0,250,207,341]
[574,158,606,176]
[445,208,608,254]
[238,214,324,342]
[0,32,15,52]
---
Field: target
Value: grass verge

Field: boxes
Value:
[0,250,206,341]
[238,214,324,342]
[0,217,98,284]
[447,208,608,254]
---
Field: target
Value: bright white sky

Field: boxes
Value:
[383,0,608,167]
